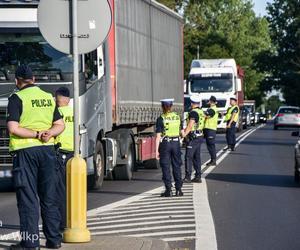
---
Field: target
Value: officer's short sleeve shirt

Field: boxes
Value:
[188,110,199,123]
[155,116,164,134]
[7,86,62,123]
[205,108,216,118]
[231,107,239,114]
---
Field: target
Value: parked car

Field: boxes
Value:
[241,107,251,129]
[259,113,267,123]
[274,106,300,130]
[250,112,256,126]
[292,131,300,182]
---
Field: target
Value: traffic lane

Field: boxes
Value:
[206,124,300,250]
[87,131,230,210]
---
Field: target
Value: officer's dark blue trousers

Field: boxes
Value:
[185,137,203,178]
[203,129,217,161]
[12,146,62,248]
[159,140,182,190]
[57,151,73,231]
[226,122,236,148]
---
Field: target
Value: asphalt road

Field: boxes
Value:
[207,123,300,250]
[0,123,299,250]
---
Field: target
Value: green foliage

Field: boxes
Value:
[264,95,284,114]
[261,0,300,106]
[156,0,272,104]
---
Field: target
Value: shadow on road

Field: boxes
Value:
[206,173,300,188]
[241,140,295,147]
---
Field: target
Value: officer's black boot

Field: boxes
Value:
[223,146,230,151]
[10,243,40,250]
[175,189,184,196]
[45,241,62,249]
[206,160,216,167]
[182,176,192,183]
[161,188,172,197]
[192,176,202,183]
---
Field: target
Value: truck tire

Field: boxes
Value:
[92,141,105,190]
[144,159,160,169]
[114,140,134,180]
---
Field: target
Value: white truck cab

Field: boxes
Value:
[187,59,243,130]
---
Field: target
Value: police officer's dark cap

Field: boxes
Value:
[15,65,33,80]
[55,87,70,97]
[209,96,217,103]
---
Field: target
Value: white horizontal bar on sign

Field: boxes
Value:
[94,210,194,220]
[100,206,194,215]
[126,230,196,238]
[88,219,196,230]
[87,214,195,224]
[89,224,196,235]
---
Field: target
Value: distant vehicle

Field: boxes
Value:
[241,107,251,129]
[291,131,300,182]
[244,100,256,126]
[274,106,300,130]
[187,59,245,131]
[259,113,267,123]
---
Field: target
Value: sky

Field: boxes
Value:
[253,0,273,16]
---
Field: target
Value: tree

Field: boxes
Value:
[261,0,300,106]
[157,0,272,104]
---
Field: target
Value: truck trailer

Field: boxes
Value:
[187,59,244,131]
[0,0,184,189]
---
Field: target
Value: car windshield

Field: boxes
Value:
[0,32,77,81]
[190,73,233,93]
[279,108,300,114]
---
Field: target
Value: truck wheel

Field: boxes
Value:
[92,141,105,190]
[114,140,134,180]
[144,159,160,169]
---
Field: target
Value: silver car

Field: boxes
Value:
[274,106,300,130]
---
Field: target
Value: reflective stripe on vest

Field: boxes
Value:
[9,86,55,152]
[204,105,218,130]
[225,105,240,123]
[55,105,74,152]
[187,107,205,131]
[161,112,181,137]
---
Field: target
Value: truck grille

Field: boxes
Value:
[0,108,12,168]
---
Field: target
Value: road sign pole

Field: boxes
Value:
[72,0,80,156]
[63,0,91,243]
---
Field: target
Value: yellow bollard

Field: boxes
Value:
[63,155,91,243]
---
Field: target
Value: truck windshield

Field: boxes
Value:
[0,32,77,81]
[190,73,233,93]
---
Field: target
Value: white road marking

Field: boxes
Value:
[163,236,196,242]
[88,219,196,230]
[87,214,195,224]
[89,224,196,235]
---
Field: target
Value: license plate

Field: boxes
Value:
[0,170,12,178]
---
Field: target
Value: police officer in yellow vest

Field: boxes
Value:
[224,97,240,151]
[182,94,205,183]
[54,87,74,232]
[203,96,219,167]
[156,99,183,197]
[7,65,65,250]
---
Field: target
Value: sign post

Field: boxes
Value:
[38,0,112,243]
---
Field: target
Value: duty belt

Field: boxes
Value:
[161,137,180,142]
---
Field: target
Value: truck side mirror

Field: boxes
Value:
[292,131,300,137]
[236,79,242,92]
